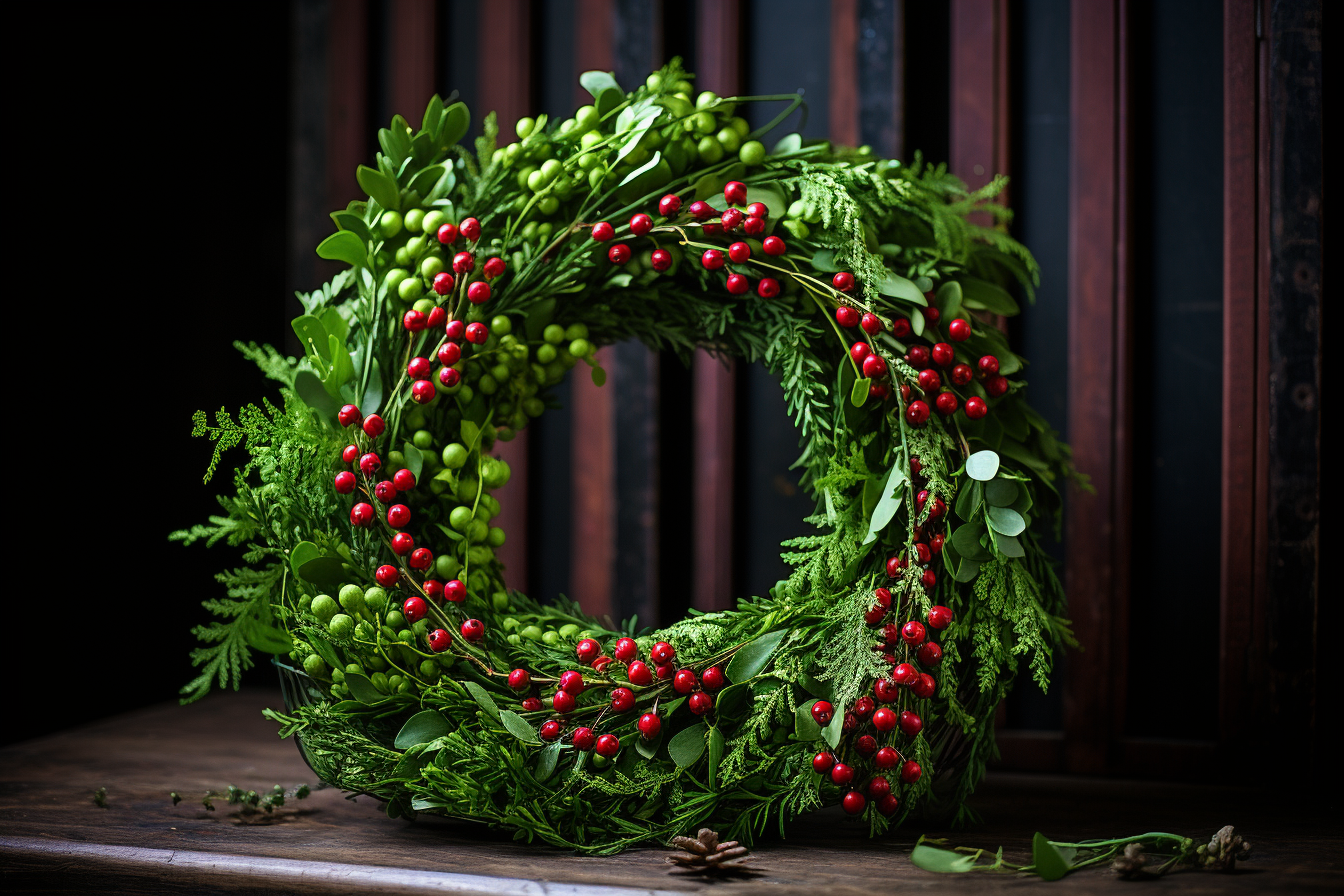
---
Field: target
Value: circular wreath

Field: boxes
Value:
[179,61,1077,854]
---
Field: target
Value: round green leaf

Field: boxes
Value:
[985,479,1019,506]
[395,710,452,749]
[987,505,1026,536]
[1032,832,1074,881]
[965,450,1000,481]
[668,723,708,767]
[316,230,367,268]
[343,673,386,704]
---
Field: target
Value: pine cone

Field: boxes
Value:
[666,828,754,875]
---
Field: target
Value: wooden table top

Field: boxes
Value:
[1,690,1338,894]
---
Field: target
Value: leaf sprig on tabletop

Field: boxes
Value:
[176,58,1084,853]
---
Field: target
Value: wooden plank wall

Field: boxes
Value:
[288,0,1320,779]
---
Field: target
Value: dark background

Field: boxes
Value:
[7,0,1324,789]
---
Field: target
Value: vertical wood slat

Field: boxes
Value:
[949,0,1009,199]
[691,0,743,613]
[829,0,860,148]
[387,0,437,122]
[1218,0,1266,752]
[326,0,369,217]
[1063,0,1130,775]
[569,0,618,620]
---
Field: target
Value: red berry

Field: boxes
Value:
[407,357,431,380]
[701,666,725,690]
[757,277,780,298]
[592,655,613,673]
[901,621,927,646]
[459,218,481,242]
[673,669,697,694]
[608,243,631,265]
[521,697,542,712]
[898,710,923,738]
[508,668,530,689]
[445,319,465,341]
[921,568,937,588]
[724,180,748,205]
[422,580,443,601]
[391,532,414,555]
[701,249,725,270]
[883,623,901,644]
[935,392,959,416]
[762,235,786,255]
[925,307,940,323]
[874,747,899,771]
[452,252,474,274]
[867,776,892,801]
[870,383,891,400]
[402,595,427,623]
[951,363,973,386]
[410,547,433,570]
[613,638,637,662]
[853,696,875,718]
[835,307,858,328]
[460,618,485,642]
[913,673,937,699]
[886,556,906,577]
[862,354,888,379]
[906,345,929,369]
[745,201,768,218]
[651,248,672,271]
[658,194,682,217]
[872,707,897,732]
[595,734,620,757]
[900,760,923,784]
[637,713,662,739]
[727,241,751,264]
[892,317,912,338]
[559,670,585,695]
[428,628,451,652]
[436,222,459,244]
[609,687,635,712]
[918,369,942,393]
[390,470,416,495]
[743,215,765,236]
[359,452,381,475]
[850,342,871,364]
[813,751,836,774]
[842,791,866,815]
[572,727,596,750]
[860,312,882,335]
[465,322,488,344]
[342,444,360,464]
[689,692,714,715]
[893,663,919,686]
[931,342,954,368]
[432,271,455,295]
[338,404,362,427]
[870,587,891,609]
[374,564,399,586]
[350,502,375,527]
[986,374,1009,397]
[403,309,426,332]
[689,200,714,219]
[810,700,834,725]
[978,355,999,375]
[627,661,653,686]
[540,720,562,742]
[913,542,932,563]
[438,367,460,387]
[720,208,745,231]
[576,638,601,664]
[656,662,673,681]
[620,212,652,237]
[965,396,988,419]
[387,503,411,527]
[356,415,383,440]
[552,690,576,714]
[426,306,446,329]
[930,534,945,555]
[725,273,749,295]
[411,379,436,404]
[864,604,886,625]
[874,677,900,703]
[334,471,356,494]
[467,281,491,304]
[928,605,954,630]
[832,271,855,292]
[830,762,854,786]
[444,579,466,602]
[917,641,943,666]
[905,400,931,426]
[650,641,675,665]
[948,318,971,341]
[482,256,506,278]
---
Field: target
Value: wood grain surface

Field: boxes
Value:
[1,691,1338,894]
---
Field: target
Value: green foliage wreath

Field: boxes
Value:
[176,61,1080,854]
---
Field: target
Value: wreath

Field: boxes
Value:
[177,60,1080,854]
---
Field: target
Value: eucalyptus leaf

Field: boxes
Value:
[500,710,542,744]
[319,307,350,345]
[745,184,787,219]
[954,557,982,582]
[951,523,991,561]
[595,86,624,118]
[715,683,751,722]
[725,628,787,682]
[934,280,963,319]
[317,230,367,268]
[635,727,663,759]
[821,709,844,749]
[668,723,707,767]
[297,556,347,589]
[358,361,383,417]
[437,102,470,148]
[289,541,322,577]
[863,456,908,545]
[330,211,370,241]
[580,70,621,98]
[307,634,341,671]
[591,366,607,387]
[771,133,803,155]
[395,710,452,749]
[243,620,292,654]
[993,532,1025,558]
[464,680,500,720]
[810,249,840,272]
[965,450,1000,481]
[955,480,983,520]
[618,150,662,186]
[1032,833,1073,881]
[291,315,331,361]
[984,479,1018,507]
[460,419,481,449]
[986,505,1026,536]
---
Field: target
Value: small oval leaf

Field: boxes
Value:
[316,230,367,268]
[965,450,1000,481]
[395,710,452,749]
[668,723,707,767]
[500,710,542,744]
[725,629,788,683]
[986,505,1026,536]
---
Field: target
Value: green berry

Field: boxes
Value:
[370,672,389,693]
[345,663,364,676]
[739,140,766,166]
[421,255,445,279]
[521,625,544,642]
[330,668,346,683]
[492,592,510,612]
[302,654,326,678]
[467,520,489,543]
[574,105,599,132]
[328,613,355,638]
[422,210,446,235]
[697,136,724,163]
[557,623,581,639]
[695,90,719,109]
[491,315,513,336]
[385,610,406,628]
[338,584,365,614]
[398,277,423,302]
[542,630,561,646]
[516,116,535,138]
[435,555,461,580]
[379,211,403,237]
[716,127,741,153]
[692,111,717,135]
[564,323,589,341]
[413,297,436,314]
[487,527,507,547]
[413,429,434,450]
[364,586,388,613]
[536,344,557,364]
[311,595,339,623]
[782,218,811,239]
[569,338,593,359]
[543,324,566,344]
[730,116,751,138]
[406,235,426,257]
[539,196,560,216]
[482,458,512,489]
[441,442,468,469]
[523,397,545,417]
[449,505,474,531]
[403,208,425,233]
[383,268,410,292]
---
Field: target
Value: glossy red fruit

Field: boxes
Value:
[595,734,621,757]
[689,692,714,715]
[725,241,751,264]
[540,720,562,742]
[391,532,414,556]
[762,235,787,255]
[482,256,506,278]
[726,273,750,295]
[905,400,931,426]
[743,201,766,218]
[813,751,836,774]
[411,379,435,404]
[359,452,381,475]
[874,677,900,703]
[913,673,937,699]
[508,669,530,689]
[921,568,937,589]
[521,697,543,712]
[892,317,912,338]
[402,595,427,623]
[609,687,635,712]
[608,243,631,265]
[689,200,715,219]
[701,223,723,237]
[870,383,891,400]
[901,621,927,646]
[338,404,362,427]
[842,791,867,815]
[914,542,932,564]
[374,564,399,586]
[811,700,834,725]
[452,252,474,274]
[965,396,988,419]
[387,503,411,527]
[743,215,765,236]
[437,222,459,244]
[559,670,585,695]
[407,357,431,380]
[832,271,856,292]
[428,628,451,652]
[930,534,945,555]
[439,365,461,387]
[918,369,942,394]
[426,306,446,329]
[948,318,971,341]
[925,307,940,323]
[870,748,897,772]
[445,319,466,341]
[724,180,748,205]
[552,690,577,714]
[867,775,891,800]
[700,666,725,691]
[465,322,489,344]
[850,343,871,365]
[864,604,887,625]
[830,762,855,786]
[828,309,858,334]
[872,707,897,732]
[701,249,725,270]
[862,353,888,379]
[878,793,900,816]
[612,638,637,662]
[572,727,596,750]
[900,760,923,784]
[459,218,481,242]
[951,363,973,386]
[407,547,431,570]
[853,696,875,719]
[658,194,682,217]
[869,587,891,610]
[757,277,780,298]
[931,342,955,368]
[627,660,653,686]
[628,213,653,236]
[403,309,427,332]
[978,355,1000,375]
[467,281,491,304]
[720,208,745,231]
[917,641,943,667]
[444,579,466,602]
[898,710,923,738]
[905,345,930,369]
[433,271,456,295]
[857,312,881,336]
[334,471,356,494]
[986,374,1009,397]
[422,580,443,602]
[893,663,920,686]
[350,502,375,527]
[928,605,954,630]
[651,641,675,665]
[935,392,959,416]
[592,656,613,673]
[576,638,601,664]
[886,555,906,577]
[342,444,360,464]
[637,712,662,739]
[649,248,673,272]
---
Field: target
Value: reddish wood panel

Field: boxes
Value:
[828,0,860,147]
[1062,0,1130,775]
[949,0,1010,199]
[326,0,369,210]
[387,0,438,122]
[1217,0,1267,750]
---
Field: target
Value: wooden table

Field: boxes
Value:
[1,691,1338,894]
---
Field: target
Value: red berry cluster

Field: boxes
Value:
[508,637,726,758]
